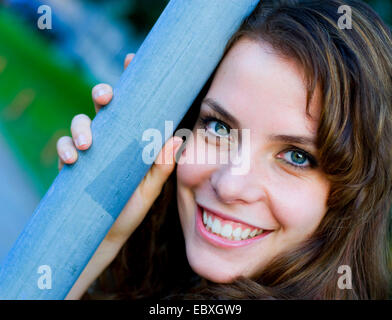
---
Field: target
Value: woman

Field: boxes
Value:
[57,0,392,299]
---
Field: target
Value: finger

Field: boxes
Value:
[105,136,183,243]
[124,53,135,70]
[70,114,92,150]
[57,136,78,166]
[58,157,64,171]
[92,83,113,113]
[141,136,183,200]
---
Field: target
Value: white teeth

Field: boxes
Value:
[249,229,258,238]
[202,210,266,240]
[232,227,242,240]
[207,216,213,229]
[220,224,232,238]
[212,219,221,234]
[241,228,251,239]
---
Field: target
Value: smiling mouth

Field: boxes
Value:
[198,205,271,244]
[203,209,263,240]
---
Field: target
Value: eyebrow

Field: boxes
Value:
[268,134,316,148]
[202,98,316,149]
[201,98,240,127]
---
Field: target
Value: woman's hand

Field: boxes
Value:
[59,53,183,299]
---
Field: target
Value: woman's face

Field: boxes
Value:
[176,38,330,283]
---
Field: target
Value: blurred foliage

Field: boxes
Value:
[87,0,169,36]
[0,9,94,194]
[122,0,169,35]
[364,0,392,26]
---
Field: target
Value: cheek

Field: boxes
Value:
[175,142,211,228]
[176,162,204,189]
[272,175,329,237]
[176,154,208,188]
[176,137,220,232]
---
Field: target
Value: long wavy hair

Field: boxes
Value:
[85,0,392,299]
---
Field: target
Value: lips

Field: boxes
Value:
[195,204,272,248]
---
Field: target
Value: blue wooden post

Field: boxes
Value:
[0,0,260,299]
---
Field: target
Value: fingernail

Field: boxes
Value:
[76,135,88,148]
[62,151,73,162]
[94,87,110,99]
[126,53,135,60]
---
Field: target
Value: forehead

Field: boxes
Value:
[206,38,321,136]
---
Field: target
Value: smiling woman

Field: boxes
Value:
[176,38,330,284]
[59,0,392,300]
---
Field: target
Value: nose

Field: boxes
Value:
[210,163,268,205]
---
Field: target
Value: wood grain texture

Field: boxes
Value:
[0,0,260,299]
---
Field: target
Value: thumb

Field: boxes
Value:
[139,136,183,200]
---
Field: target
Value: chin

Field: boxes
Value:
[189,263,237,284]
[184,243,244,284]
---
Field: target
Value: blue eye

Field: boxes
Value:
[279,150,313,168]
[207,120,230,137]
[199,116,231,137]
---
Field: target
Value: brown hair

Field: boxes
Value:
[86,0,392,299]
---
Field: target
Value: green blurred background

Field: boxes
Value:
[0,0,390,261]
